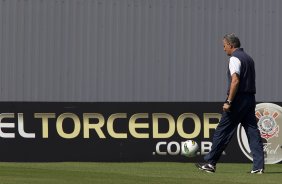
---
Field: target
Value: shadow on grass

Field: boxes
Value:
[264,172,282,174]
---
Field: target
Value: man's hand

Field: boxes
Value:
[223,103,231,112]
[224,73,239,112]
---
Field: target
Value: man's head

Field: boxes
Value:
[223,33,241,56]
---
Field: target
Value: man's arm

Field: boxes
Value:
[223,73,240,112]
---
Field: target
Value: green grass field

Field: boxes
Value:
[0,162,281,184]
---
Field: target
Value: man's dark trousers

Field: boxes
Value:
[204,93,264,170]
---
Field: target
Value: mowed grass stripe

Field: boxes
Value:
[0,162,281,184]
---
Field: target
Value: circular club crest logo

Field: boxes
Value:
[237,103,282,164]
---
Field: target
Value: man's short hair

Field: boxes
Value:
[223,33,241,48]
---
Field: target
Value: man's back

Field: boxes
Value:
[228,48,256,95]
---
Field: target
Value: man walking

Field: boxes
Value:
[196,34,265,174]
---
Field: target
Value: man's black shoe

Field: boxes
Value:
[195,163,216,173]
[250,169,264,174]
